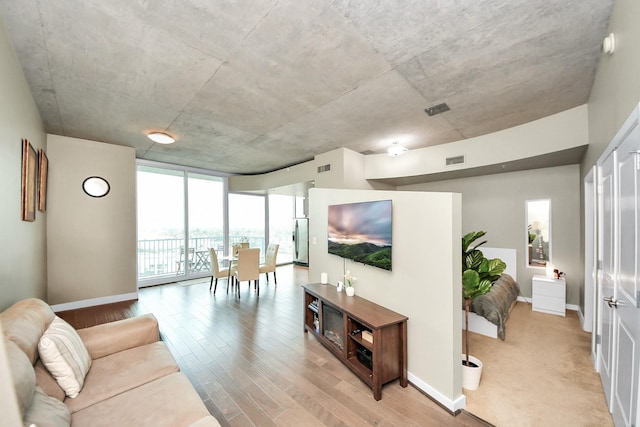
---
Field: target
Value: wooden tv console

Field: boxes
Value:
[302,283,408,400]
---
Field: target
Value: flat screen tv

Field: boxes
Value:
[328,200,392,271]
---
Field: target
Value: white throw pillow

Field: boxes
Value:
[38,316,91,398]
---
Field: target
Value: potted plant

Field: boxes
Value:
[461,231,506,390]
[344,270,356,296]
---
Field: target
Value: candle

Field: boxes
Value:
[320,272,328,284]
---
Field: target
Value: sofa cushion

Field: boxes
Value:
[76,313,160,359]
[23,386,71,427]
[65,341,180,413]
[0,298,55,364]
[5,339,35,416]
[38,316,92,398]
[34,359,66,402]
[70,372,218,427]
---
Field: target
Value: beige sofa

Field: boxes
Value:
[1,298,220,427]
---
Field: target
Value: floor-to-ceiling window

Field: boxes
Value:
[188,173,225,275]
[228,193,265,255]
[268,194,295,264]
[137,162,225,286]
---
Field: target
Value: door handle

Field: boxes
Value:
[603,296,618,308]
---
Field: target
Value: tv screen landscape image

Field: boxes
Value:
[328,200,392,271]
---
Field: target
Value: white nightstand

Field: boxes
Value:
[532,275,566,316]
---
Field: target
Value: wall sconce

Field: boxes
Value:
[387,142,407,156]
[603,33,615,55]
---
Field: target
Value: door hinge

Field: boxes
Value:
[597,260,603,270]
[637,291,640,308]
[596,335,601,345]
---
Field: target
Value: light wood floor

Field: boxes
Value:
[58,265,489,427]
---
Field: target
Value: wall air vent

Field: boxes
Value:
[317,164,331,173]
[445,155,465,166]
[424,102,450,116]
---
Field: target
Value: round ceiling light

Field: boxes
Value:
[387,142,408,156]
[147,132,175,144]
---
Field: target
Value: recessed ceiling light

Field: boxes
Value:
[387,142,408,156]
[147,132,175,144]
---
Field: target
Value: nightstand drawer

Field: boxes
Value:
[533,280,565,298]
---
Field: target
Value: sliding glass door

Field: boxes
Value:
[188,173,225,276]
[137,163,225,286]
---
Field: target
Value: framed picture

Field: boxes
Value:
[38,149,48,212]
[21,139,37,221]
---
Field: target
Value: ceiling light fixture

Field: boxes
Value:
[147,132,175,144]
[387,141,408,157]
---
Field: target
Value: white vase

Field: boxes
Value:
[461,354,483,390]
[345,286,355,297]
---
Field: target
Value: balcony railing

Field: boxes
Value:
[137,236,265,280]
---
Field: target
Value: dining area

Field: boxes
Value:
[208,243,280,298]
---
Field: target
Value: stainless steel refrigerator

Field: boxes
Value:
[293,217,309,266]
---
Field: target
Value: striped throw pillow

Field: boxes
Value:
[38,316,92,398]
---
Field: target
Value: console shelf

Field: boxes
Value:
[302,283,408,400]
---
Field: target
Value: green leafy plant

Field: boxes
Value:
[527,225,536,245]
[462,231,506,367]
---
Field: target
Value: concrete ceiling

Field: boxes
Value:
[0,1,613,175]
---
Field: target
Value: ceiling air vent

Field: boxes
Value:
[317,164,331,173]
[446,155,465,166]
[424,102,450,116]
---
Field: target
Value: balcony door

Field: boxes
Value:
[137,163,225,286]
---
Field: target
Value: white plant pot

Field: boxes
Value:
[345,286,355,296]
[461,354,483,390]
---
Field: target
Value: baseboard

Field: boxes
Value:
[408,372,466,413]
[50,292,138,312]
[566,303,580,312]
[517,296,580,312]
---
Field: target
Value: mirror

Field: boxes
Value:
[526,199,551,267]
[82,176,110,198]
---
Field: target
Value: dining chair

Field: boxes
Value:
[233,248,260,297]
[208,248,232,294]
[259,243,280,284]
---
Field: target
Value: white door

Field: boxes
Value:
[611,125,640,427]
[584,167,596,336]
[598,150,616,408]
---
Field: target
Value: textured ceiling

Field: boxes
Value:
[0,1,613,174]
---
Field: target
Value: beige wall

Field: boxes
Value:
[0,15,47,310]
[230,147,393,194]
[308,188,464,409]
[47,135,137,305]
[401,165,582,305]
[366,105,587,180]
[584,0,640,174]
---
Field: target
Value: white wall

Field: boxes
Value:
[230,148,393,194]
[0,15,47,310]
[308,188,464,410]
[47,135,137,305]
[401,165,582,305]
[366,105,588,180]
